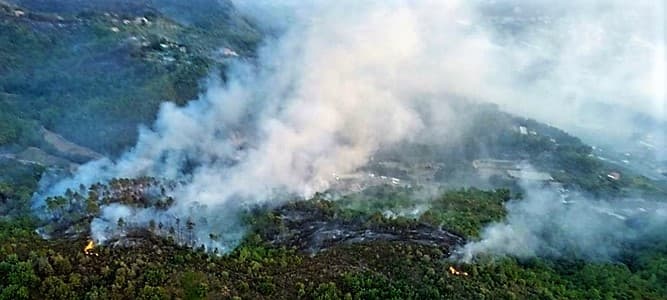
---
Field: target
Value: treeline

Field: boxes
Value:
[1,216,666,299]
[2,187,665,299]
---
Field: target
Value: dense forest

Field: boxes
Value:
[1,1,666,299]
[2,187,667,299]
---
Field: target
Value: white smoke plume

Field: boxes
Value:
[455,181,667,262]
[34,0,665,252]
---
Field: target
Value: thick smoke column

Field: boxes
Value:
[36,1,487,250]
[34,0,665,252]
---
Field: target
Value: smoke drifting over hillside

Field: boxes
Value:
[455,181,667,262]
[35,0,665,253]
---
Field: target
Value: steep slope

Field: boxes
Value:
[0,0,260,155]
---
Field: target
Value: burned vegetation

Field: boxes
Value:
[249,198,466,255]
[37,178,471,257]
[4,181,666,299]
[37,177,177,239]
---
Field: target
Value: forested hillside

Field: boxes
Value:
[0,0,260,154]
[0,1,666,299]
[2,190,666,299]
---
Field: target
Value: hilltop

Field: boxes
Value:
[0,1,665,299]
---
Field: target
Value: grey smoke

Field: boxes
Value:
[455,181,667,262]
[478,0,665,160]
[33,0,665,252]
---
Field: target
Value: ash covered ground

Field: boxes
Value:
[0,0,666,299]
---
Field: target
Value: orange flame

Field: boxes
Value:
[84,240,98,256]
[449,266,468,276]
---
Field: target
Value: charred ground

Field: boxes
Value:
[2,187,667,299]
[1,1,666,299]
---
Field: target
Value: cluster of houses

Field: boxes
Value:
[331,172,405,192]
[472,159,554,182]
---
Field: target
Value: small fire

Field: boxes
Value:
[84,240,99,256]
[449,266,468,276]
